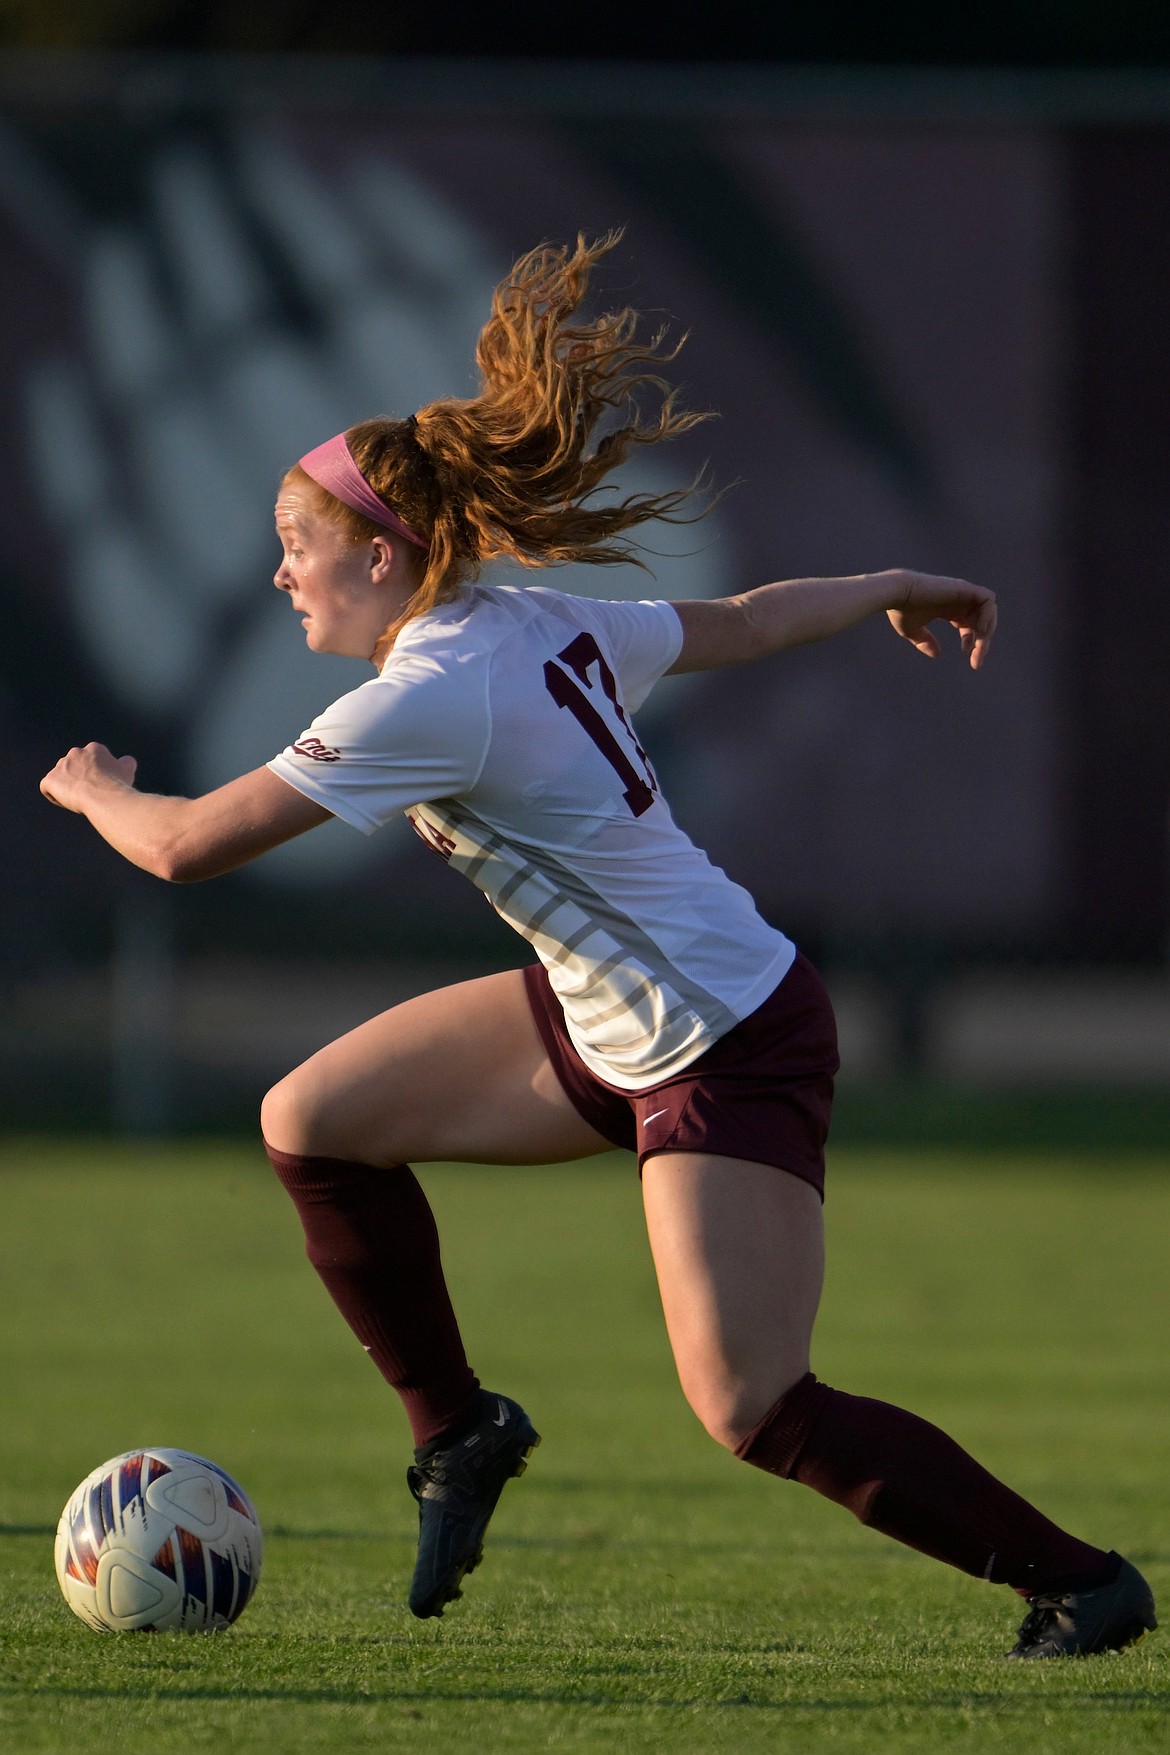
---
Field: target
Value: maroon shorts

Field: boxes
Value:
[523,952,840,1198]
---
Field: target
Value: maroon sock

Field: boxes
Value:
[266,1146,480,1449]
[737,1373,1111,1595]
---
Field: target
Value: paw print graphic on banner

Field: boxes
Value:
[27,130,728,885]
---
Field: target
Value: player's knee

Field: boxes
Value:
[681,1369,807,1454]
[681,1381,764,1453]
[260,1070,319,1158]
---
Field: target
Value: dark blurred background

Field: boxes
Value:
[1,4,1168,1138]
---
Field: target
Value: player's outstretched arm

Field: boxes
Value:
[39,745,331,881]
[669,568,997,674]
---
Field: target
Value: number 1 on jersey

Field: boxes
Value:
[543,632,658,817]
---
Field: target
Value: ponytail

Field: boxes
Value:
[290,233,711,662]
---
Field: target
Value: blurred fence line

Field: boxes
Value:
[2,950,1169,1137]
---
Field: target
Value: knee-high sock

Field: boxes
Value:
[266,1146,480,1449]
[737,1373,1111,1595]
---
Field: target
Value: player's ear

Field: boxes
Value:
[368,533,396,583]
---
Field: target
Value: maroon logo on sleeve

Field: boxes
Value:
[291,736,342,763]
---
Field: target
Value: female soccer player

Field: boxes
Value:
[42,236,1154,1659]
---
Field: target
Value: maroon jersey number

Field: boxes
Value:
[542,632,658,817]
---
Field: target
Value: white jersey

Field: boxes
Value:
[269,584,794,1089]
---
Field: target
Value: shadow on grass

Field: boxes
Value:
[0,1682,1166,1712]
[264,1526,734,1553]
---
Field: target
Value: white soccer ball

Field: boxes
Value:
[55,1448,262,1633]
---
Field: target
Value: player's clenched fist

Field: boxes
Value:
[40,742,138,814]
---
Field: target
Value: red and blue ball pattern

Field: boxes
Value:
[54,1448,262,1632]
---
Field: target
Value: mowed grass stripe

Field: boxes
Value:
[1,1140,1167,1752]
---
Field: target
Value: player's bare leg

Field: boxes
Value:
[261,968,611,1616]
[640,1153,823,1448]
[641,1150,1155,1655]
[261,967,611,1168]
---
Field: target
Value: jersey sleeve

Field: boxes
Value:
[539,592,684,712]
[266,654,491,835]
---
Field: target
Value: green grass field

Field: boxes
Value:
[1,1138,1167,1753]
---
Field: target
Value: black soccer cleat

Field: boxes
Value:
[1007,1552,1157,1659]
[405,1391,540,1619]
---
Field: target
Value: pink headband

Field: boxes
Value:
[297,433,428,550]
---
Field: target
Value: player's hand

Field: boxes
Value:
[886,571,997,670]
[40,743,139,813]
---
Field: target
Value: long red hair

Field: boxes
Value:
[285,232,710,664]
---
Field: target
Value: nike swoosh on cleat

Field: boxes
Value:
[493,1399,508,1426]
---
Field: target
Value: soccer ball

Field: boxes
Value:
[54,1448,262,1633]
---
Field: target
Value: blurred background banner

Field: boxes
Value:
[1,58,1168,1128]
